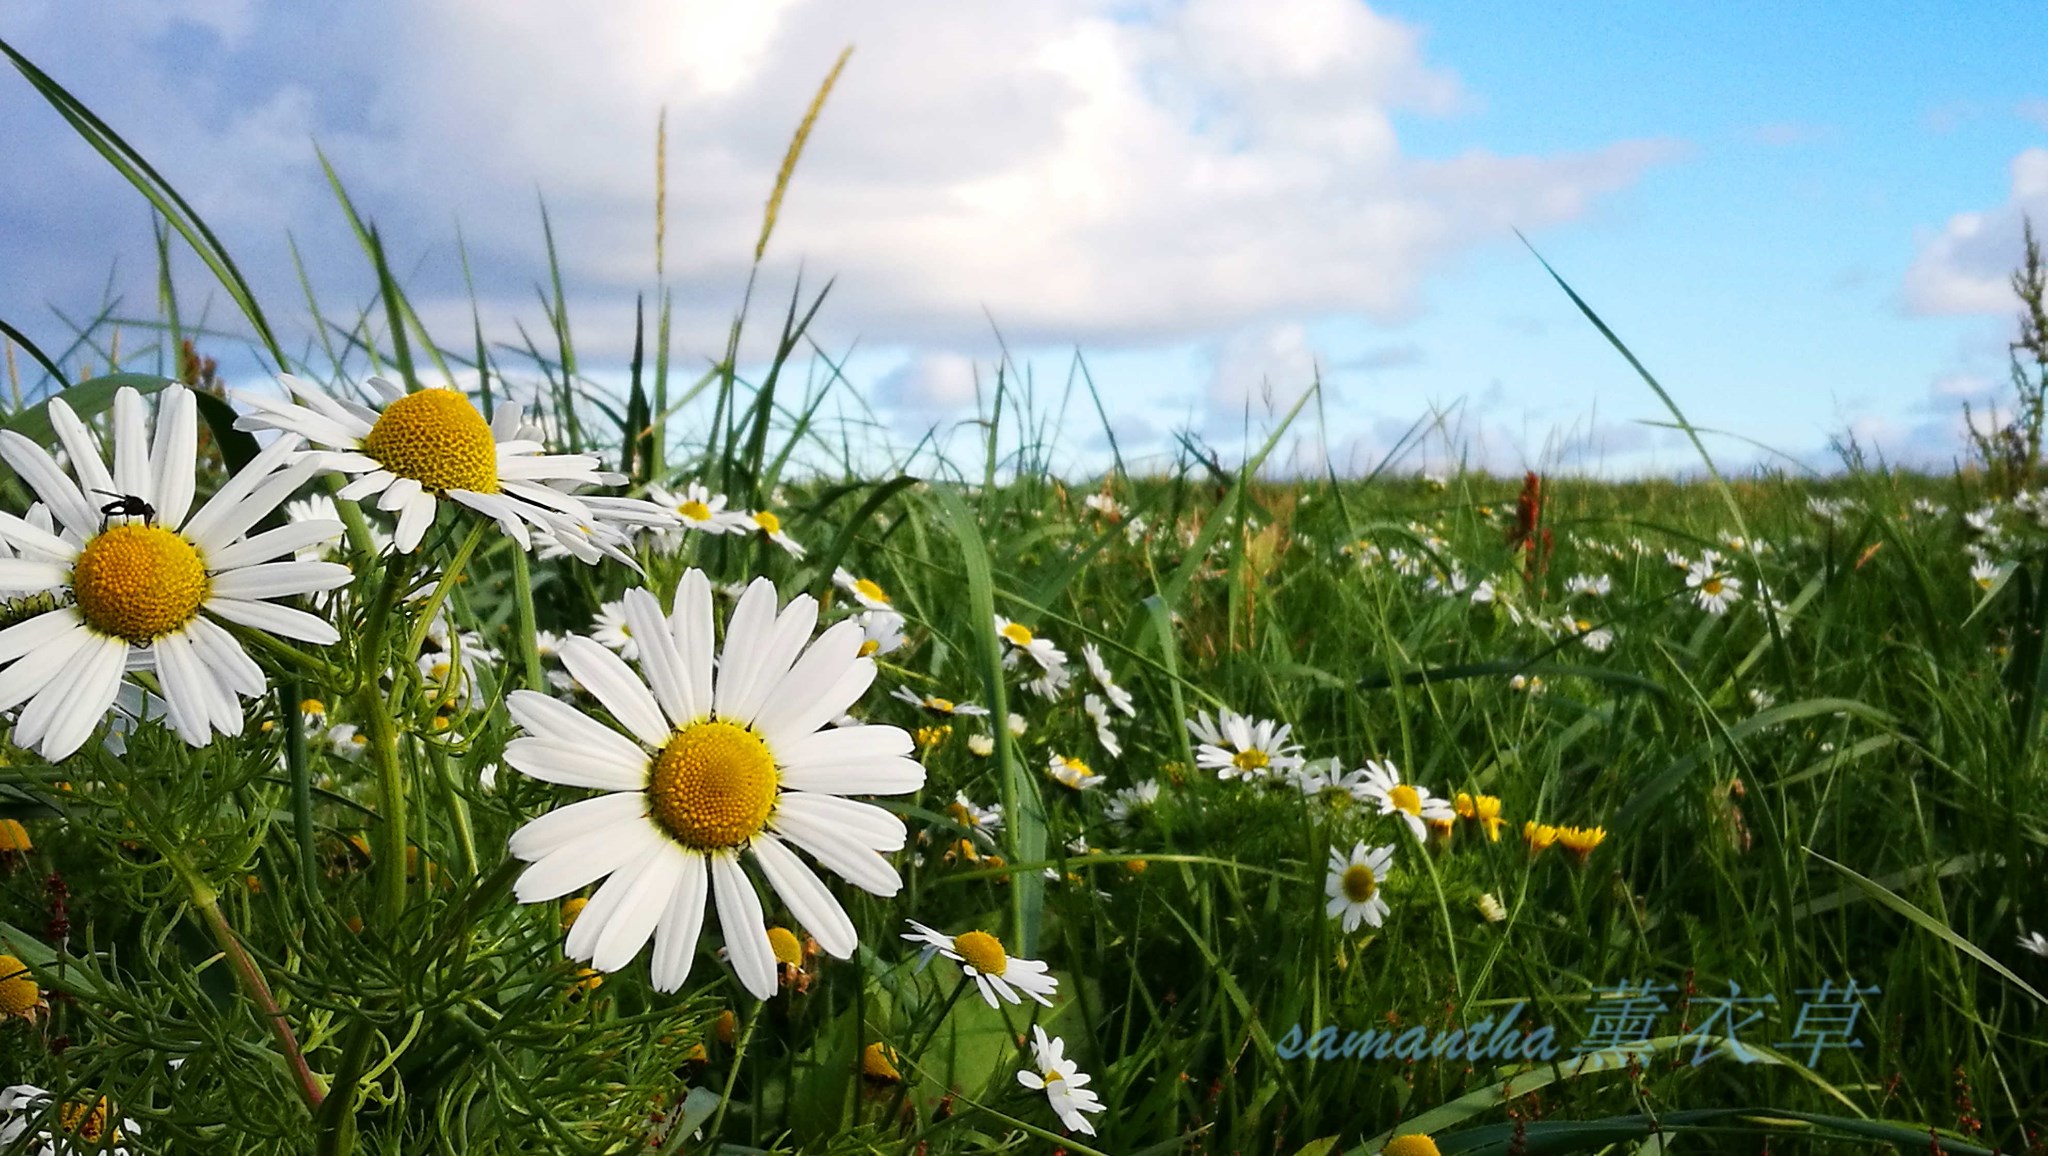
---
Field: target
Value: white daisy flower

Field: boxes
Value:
[0,386,351,760]
[0,1083,139,1154]
[233,375,671,558]
[1006,712,1029,738]
[833,568,893,610]
[1325,841,1395,932]
[1287,758,1371,804]
[1971,557,2001,591]
[1081,643,1135,717]
[902,920,1057,1008]
[744,508,805,558]
[966,732,995,757]
[1016,1025,1105,1136]
[1082,492,1128,522]
[1104,779,1160,825]
[890,685,988,716]
[1187,708,1304,782]
[1686,560,1743,615]
[1470,578,1497,604]
[1124,515,1148,544]
[1356,760,1454,841]
[858,609,907,658]
[2020,930,2048,958]
[1083,694,1123,758]
[645,480,746,546]
[591,598,638,661]
[1509,673,1546,696]
[325,723,369,760]
[1564,573,1610,598]
[504,572,923,1000]
[995,616,1071,699]
[1046,753,1105,791]
[946,791,1004,843]
[1564,616,1615,653]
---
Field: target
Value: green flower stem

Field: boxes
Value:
[355,552,414,928]
[510,546,545,691]
[164,847,325,1114]
[425,742,479,878]
[401,519,488,666]
[704,1002,761,1145]
[281,678,318,895]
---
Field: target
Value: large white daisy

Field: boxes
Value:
[0,386,350,760]
[1016,1026,1105,1136]
[233,375,671,557]
[504,571,925,1000]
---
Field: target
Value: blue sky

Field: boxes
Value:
[1,1,2043,477]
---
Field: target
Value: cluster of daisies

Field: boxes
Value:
[0,381,1109,1138]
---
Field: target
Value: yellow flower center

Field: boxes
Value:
[953,930,1009,976]
[72,524,209,642]
[0,818,29,853]
[301,698,327,716]
[679,499,713,521]
[1388,784,1422,815]
[854,577,890,604]
[1000,622,1035,646]
[560,897,589,930]
[861,1041,903,1082]
[1232,748,1270,772]
[1042,1068,1064,1083]
[1702,577,1724,596]
[767,926,803,967]
[58,1098,116,1143]
[928,697,955,714]
[360,389,500,494]
[646,720,779,850]
[1383,1135,1441,1156]
[1341,863,1378,903]
[0,954,38,1017]
[753,510,782,534]
[858,639,880,657]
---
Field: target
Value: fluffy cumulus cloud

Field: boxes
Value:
[2,0,1672,380]
[1903,148,2048,316]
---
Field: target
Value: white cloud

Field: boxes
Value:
[874,350,983,414]
[0,0,1674,368]
[1903,148,2048,315]
[1207,322,1321,419]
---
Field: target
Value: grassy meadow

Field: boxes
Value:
[1,35,2046,1156]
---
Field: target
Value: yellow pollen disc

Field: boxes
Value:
[929,697,955,713]
[0,953,38,1016]
[952,929,1009,976]
[679,499,713,521]
[72,524,209,642]
[1383,1135,1441,1156]
[646,720,779,850]
[1042,1068,1064,1083]
[1341,863,1379,903]
[1232,748,1270,771]
[301,698,327,716]
[858,639,880,657]
[767,926,803,967]
[1703,578,1724,596]
[360,389,500,495]
[753,510,782,534]
[1388,784,1422,815]
[560,897,589,930]
[861,1041,902,1082]
[854,577,890,604]
[1000,622,1035,646]
[59,1099,114,1142]
[0,818,29,853]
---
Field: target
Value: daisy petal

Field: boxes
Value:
[711,852,778,1000]
[508,792,649,860]
[503,737,649,792]
[589,842,688,972]
[513,818,666,903]
[772,792,907,851]
[767,808,904,896]
[751,831,857,959]
[204,598,341,644]
[559,638,671,749]
[506,690,649,765]
[650,853,710,992]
